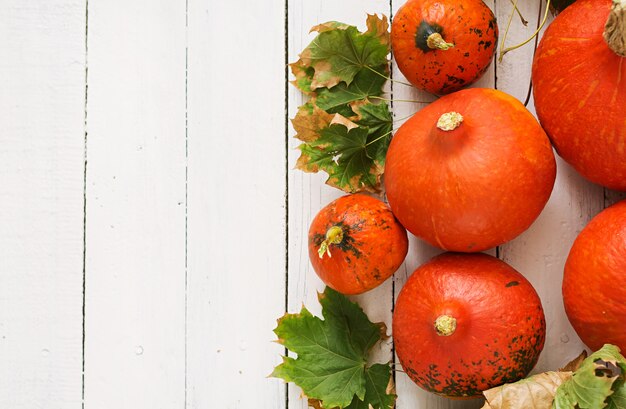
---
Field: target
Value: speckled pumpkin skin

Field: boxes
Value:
[391,0,498,95]
[563,200,626,351]
[393,253,546,398]
[532,0,626,190]
[308,194,408,295]
[384,88,556,252]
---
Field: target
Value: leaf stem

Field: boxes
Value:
[393,112,418,123]
[369,95,431,104]
[364,129,393,147]
[364,65,415,87]
[499,0,551,61]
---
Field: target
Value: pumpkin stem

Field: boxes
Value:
[318,225,344,259]
[498,0,551,62]
[426,33,454,50]
[434,315,457,336]
[436,112,464,131]
[604,0,626,57]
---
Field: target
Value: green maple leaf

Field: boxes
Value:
[289,15,393,193]
[291,14,390,92]
[352,101,393,165]
[607,385,626,409]
[271,287,395,409]
[296,121,382,193]
[315,65,387,114]
[294,100,392,193]
[553,345,626,409]
[345,364,396,409]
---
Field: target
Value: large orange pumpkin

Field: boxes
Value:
[393,252,546,398]
[391,0,498,95]
[563,200,626,351]
[308,194,408,295]
[384,88,556,252]
[532,0,626,190]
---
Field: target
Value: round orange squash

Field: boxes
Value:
[391,0,498,95]
[308,194,408,295]
[532,0,626,190]
[393,252,546,398]
[563,199,626,351]
[384,88,556,252]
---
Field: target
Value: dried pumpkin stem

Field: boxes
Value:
[499,0,551,61]
[437,112,464,131]
[604,0,626,57]
[427,33,454,50]
[318,225,344,258]
[434,315,457,336]
[509,0,529,25]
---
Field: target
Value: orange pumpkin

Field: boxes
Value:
[384,88,556,252]
[563,200,626,351]
[393,252,546,398]
[532,0,626,190]
[391,0,498,95]
[308,194,408,295]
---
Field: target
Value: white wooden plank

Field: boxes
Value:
[287,1,394,408]
[495,0,545,103]
[185,1,287,408]
[0,1,85,407]
[390,0,493,407]
[84,2,186,408]
[495,0,606,373]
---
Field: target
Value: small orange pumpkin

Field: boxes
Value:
[393,252,546,398]
[308,194,408,295]
[391,0,498,95]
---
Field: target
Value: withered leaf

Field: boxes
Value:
[292,102,334,143]
[481,371,572,409]
[554,344,626,409]
[365,13,390,46]
[559,351,588,372]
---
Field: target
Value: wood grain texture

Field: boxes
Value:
[287,1,394,408]
[186,1,287,408]
[495,0,605,374]
[0,1,85,407]
[84,1,187,408]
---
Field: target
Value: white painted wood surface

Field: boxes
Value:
[84,1,187,408]
[186,1,287,408]
[1,0,622,408]
[0,1,85,408]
